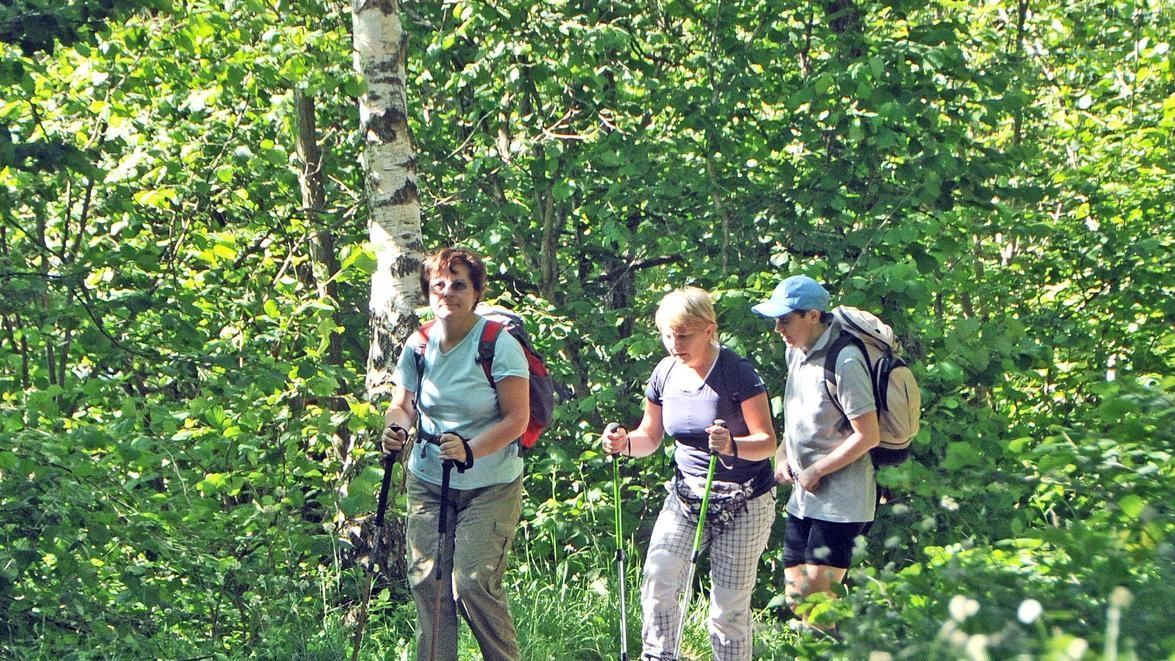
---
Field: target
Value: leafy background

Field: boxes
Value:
[1,0,1172,659]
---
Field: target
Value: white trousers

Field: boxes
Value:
[640,487,776,661]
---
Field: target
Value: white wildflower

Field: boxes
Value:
[949,594,980,622]
[1017,598,1043,624]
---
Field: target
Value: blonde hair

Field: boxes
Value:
[655,286,717,331]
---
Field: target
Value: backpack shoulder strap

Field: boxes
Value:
[477,319,506,388]
[412,320,436,404]
[718,346,743,407]
[823,331,871,413]
[823,331,854,387]
[651,356,677,399]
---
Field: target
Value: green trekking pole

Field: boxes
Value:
[605,422,630,661]
[672,419,725,661]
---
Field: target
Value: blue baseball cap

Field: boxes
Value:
[751,275,830,318]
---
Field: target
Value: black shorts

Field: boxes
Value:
[782,513,868,569]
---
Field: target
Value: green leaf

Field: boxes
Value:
[1118,494,1145,519]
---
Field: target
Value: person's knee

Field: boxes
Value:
[784,587,805,612]
[783,570,810,610]
[641,550,686,595]
[709,603,751,636]
[453,565,506,602]
[408,557,440,592]
[645,546,685,576]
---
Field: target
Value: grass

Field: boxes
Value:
[5,533,1168,660]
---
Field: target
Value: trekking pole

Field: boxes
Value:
[349,425,402,661]
[605,422,630,661]
[429,457,455,661]
[671,419,724,661]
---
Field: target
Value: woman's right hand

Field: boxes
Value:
[380,424,407,456]
[601,423,629,455]
[774,448,794,485]
[775,463,795,485]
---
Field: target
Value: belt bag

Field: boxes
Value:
[671,473,756,535]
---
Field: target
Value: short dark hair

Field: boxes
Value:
[790,309,834,324]
[420,247,487,298]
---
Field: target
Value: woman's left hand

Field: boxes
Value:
[796,465,823,491]
[705,422,735,456]
[438,432,470,464]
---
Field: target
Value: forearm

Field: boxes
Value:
[465,374,529,459]
[808,431,878,478]
[775,444,790,468]
[619,429,663,458]
[614,400,665,458]
[732,393,777,461]
[465,412,528,458]
[384,389,417,431]
[730,432,776,462]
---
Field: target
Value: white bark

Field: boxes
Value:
[353,0,423,401]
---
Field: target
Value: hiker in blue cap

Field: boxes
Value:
[752,275,880,635]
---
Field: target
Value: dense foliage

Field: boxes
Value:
[1,0,1171,659]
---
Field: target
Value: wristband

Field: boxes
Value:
[718,438,739,470]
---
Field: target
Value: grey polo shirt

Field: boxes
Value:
[782,322,877,523]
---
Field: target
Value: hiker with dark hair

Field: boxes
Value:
[752,275,881,634]
[380,247,529,661]
[601,287,777,661]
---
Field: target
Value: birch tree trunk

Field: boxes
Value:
[347,0,422,587]
[353,0,424,404]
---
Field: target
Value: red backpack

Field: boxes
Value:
[412,303,556,450]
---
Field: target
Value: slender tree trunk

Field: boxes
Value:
[353,0,424,400]
[1012,0,1029,145]
[538,189,559,300]
[294,90,343,364]
[348,0,423,590]
[295,89,349,458]
[294,90,338,302]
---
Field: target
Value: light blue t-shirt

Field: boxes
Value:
[783,322,877,522]
[394,316,529,489]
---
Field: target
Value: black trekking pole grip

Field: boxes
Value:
[373,455,395,529]
[374,424,404,528]
[712,418,728,456]
[349,426,401,661]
